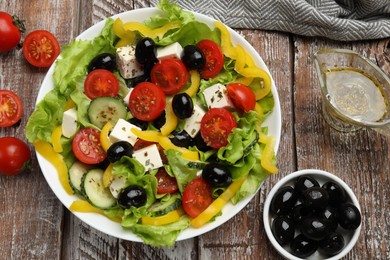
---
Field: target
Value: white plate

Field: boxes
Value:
[35,7,282,242]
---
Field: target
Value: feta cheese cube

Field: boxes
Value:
[62,108,78,138]
[203,83,234,109]
[109,175,127,198]
[109,118,140,146]
[116,46,144,79]
[156,42,183,60]
[184,104,206,138]
[132,144,163,172]
[123,88,133,105]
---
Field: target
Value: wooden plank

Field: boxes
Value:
[0,0,77,259]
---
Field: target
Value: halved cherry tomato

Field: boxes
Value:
[133,139,168,164]
[22,30,60,67]
[129,82,166,121]
[150,58,189,95]
[72,128,107,164]
[182,177,213,218]
[155,168,179,194]
[226,83,256,112]
[0,137,31,176]
[200,108,237,149]
[196,39,224,79]
[84,69,119,99]
[0,90,23,127]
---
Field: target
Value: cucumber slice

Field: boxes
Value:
[148,193,181,217]
[69,161,92,195]
[82,168,117,209]
[88,96,128,129]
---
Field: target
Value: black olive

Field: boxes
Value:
[193,132,212,152]
[181,45,206,70]
[170,130,194,148]
[319,233,345,256]
[202,162,232,187]
[290,234,318,258]
[153,110,166,129]
[270,186,298,216]
[291,204,311,228]
[319,206,338,231]
[88,53,116,72]
[117,185,147,209]
[135,38,157,65]
[128,117,148,131]
[336,203,361,230]
[303,187,329,211]
[172,93,194,119]
[271,215,295,246]
[126,74,150,88]
[294,175,320,196]
[95,157,110,169]
[322,181,347,206]
[300,216,330,241]
[107,141,134,163]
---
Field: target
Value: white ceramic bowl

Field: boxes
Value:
[263,169,361,260]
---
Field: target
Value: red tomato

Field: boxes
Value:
[22,30,60,67]
[0,12,24,52]
[155,168,179,194]
[0,137,31,176]
[226,83,256,112]
[150,58,189,95]
[182,177,213,218]
[129,82,166,121]
[200,108,237,149]
[0,90,23,127]
[72,128,107,164]
[196,39,224,79]
[84,69,119,99]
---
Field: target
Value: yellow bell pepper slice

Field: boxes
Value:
[258,133,278,174]
[64,99,76,111]
[34,140,73,195]
[234,45,246,72]
[238,67,271,100]
[235,77,254,86]
[160,99,178,136]
[123,20,181,39]
[70,200,122,223]
[100,121,113,152]
[184,70,201,97]
[131,128,161,143]
[102,163,114,188]
[214,21,237,59]
[51,126,63,153]
[113,18,137,47]
[141,208,184,226]
[255,103,264,118]
[191,176,247,228]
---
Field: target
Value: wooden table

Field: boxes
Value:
[1,1,389,259]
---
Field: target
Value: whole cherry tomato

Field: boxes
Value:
[0,137,31,176]
[0,12,25,52]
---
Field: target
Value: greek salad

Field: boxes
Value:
[26,0,278,247]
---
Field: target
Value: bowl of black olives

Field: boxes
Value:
[263,169,361,260]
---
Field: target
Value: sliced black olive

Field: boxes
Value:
[322,181,347,205]
[193,132,212,152]
[128,117,148,131]
[88,53,116,72]
[319,206,338,231]
[336,203,361,230]
[319,233,345,256]
[300,216,330,241]
[107,141,134,163]
[294,175,320,196]
[271,215,295,246]
[172,93,194,119]
[290,234,318,258]
[117,185,147,209]
[181,45,205,70]
[291,204,311,228]
[202,162,232,187]
[270,186,298,216]
[135,38,157,65]
[153,110,166,129]
[170,130,193,148]
[303,187,329,211]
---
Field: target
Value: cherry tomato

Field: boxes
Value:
[182,177,213,218]
[196,39,224,79]
[0,12,25,52]
[226,83,256,112]
[22,30,60,67]
[200,108,237,149]
[129,82,166,121]
[84,69,119,99]
[72,128,107,164]
[0,90,23,127]
[155,168,179,194]
[150,58,189,95]
[0,137,31,176]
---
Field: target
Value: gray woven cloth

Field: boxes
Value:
[151,0,390,41]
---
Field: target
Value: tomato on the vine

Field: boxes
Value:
[182,177,213,218]
[196,39,224,79]
[84,69,120,99]
[72,128,107,164]
[0,12,25,52]
[0,137,31,176]
[23,30,60,67]
[0,90,23,127]
[226,83,256,112]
